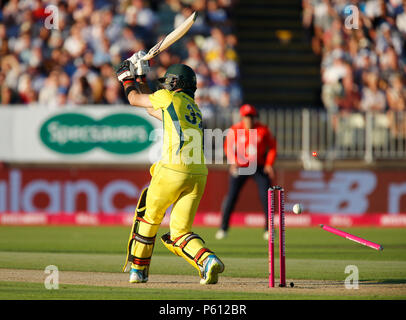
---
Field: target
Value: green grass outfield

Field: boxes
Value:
[0,225,405,300]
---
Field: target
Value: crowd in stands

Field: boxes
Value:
[0,0,241,119]
[303,0,406,118]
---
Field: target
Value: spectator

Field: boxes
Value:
[93,37,112,67]
[304,0,405,135]
[63,23,86,58]
[387,73,406,111]
[387,73,406,137]
[156,0,181,35]
[375,22,403,57]
[174,4,208,35]
[0,23,9,56]
[2,55,21,91]
[336,73,361,113]
[17,74,37,104]
[208,47,239,80]
[126,0,158,33]
[184,39,205,70]
[0,0,239,114]
[321,49,352,112]
[110,26,144,58]
[206,0,228,27]
[379,45,399,82]
[38,71,60,107]
[1,86,18,104]
[68,76,94,105]
[103,78,125,104]
[202,27,227,62]
[209,70,241,110]
[396,1,406,33]
[360,72,387,112]
[195,74,215,120]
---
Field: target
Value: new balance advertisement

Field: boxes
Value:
[0,167,405,226]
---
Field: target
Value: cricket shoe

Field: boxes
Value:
[215,229,227,240]
[129,268,148,283]
[263,231,269,241]
[199,255,225,285]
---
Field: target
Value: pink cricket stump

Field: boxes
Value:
[278,189,286,287]
[320,224,383,251]
[268,188,275,287]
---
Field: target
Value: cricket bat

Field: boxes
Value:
[129,12,197,63]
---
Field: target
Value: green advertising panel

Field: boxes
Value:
[40,112,155,155]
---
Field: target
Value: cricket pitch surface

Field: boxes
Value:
[1,268,405,298]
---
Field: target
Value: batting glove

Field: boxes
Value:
[116,60,134,83]
[127,51,150,76]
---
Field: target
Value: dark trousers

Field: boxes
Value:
[220,166,271,231]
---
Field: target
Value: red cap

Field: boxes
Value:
[239,104,257,117]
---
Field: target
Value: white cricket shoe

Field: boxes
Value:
[200,255,225,285]
[129,268,148,283]
[215,229,227,240]
[263,231,269,241]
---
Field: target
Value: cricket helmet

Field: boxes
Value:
[158,64,197,95]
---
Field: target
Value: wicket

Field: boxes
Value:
[268,186,286,288]
[320,224,384,251]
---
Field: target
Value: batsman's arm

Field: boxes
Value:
[124,80,162,121]
[116,58,162,121]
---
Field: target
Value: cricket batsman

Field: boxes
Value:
[115,51,224,284]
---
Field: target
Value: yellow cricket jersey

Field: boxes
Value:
[149,89,208,175]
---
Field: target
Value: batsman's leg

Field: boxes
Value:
[124,163,178,283]
[123,187,161,283]
[161,173,224,284]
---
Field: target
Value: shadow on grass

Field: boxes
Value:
[360,279,406,285]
